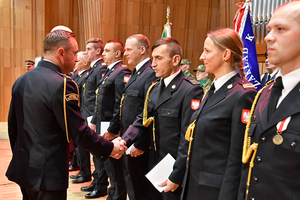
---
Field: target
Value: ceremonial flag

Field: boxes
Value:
[161,5,172,38]
[234,1,262,91]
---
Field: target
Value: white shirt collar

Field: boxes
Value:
[213,70,237,92]
[107,60,121,70]
[135,57,150,72]
[78,68,88,76]
[269,69,279,77]
[43,59,56,66]
[277,68,300,106]
[90,58,102,68]
[162,69,181,87]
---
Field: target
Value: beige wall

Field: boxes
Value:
[1,0,267,121]
[0,0,45,121]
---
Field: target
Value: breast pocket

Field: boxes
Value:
[161,108,179,130]
[127,89,139,97]
[87,77,95,84]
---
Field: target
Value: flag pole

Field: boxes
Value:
[161,5,172,38]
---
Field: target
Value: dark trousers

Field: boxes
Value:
[122,153,152,200]
[104,157,127,200]
[77,146,91,177]
[92,155,109,190]
[21,187,66,200]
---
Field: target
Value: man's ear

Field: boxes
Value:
[58,48,64,60]
[116,50,121,58]
[96,48,101,55]
[140,46,146,55]
[172,55,181,66]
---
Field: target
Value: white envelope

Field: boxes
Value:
[145,153,175,192]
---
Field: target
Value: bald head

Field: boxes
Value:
[275,1,300,25]
[265,0,300,75]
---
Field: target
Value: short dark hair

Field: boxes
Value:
[152,37,182,60]
[43,30,75,53]
[86,37,104,54]
[107,40,125,58]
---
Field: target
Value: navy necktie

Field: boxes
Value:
[206,83,215,100]
[159,80,165,96]
[268,77,283,120]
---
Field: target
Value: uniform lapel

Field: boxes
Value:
[258,83,273,129]
[124,60,151,91]
[98,62,120,86]
[154,72,183,109]
[263,81,300,131]
[202,75,239,113]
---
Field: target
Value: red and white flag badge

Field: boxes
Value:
[191,99,200,110]
[124,75,130,83]
[241,109,250,124]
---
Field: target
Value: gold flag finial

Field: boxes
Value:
[167,5,170,23]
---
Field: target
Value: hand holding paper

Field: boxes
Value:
[158,179,179,193]
[130,146,144,157]
[145,153,175,192]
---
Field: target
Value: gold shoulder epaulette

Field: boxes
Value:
[242,83,255,89]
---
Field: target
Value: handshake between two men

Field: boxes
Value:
[110,137,127,159]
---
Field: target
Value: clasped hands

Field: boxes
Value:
[89,124,127,159]
[110,137,127,159]
[103,131,127,159]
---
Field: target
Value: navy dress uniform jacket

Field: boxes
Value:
[112,60,156,141]
[91,61,132,134]
[110,59,156,200]
[122,71,203,192]
[6,60,113,191]
[181,75,256,200]
[71,69,88,107]
[81,59,107,120]
[238,80,300,200]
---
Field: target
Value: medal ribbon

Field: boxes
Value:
[276,116,291,133]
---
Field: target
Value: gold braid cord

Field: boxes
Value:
[143,82,157,150]
[63,77,70,143]
[119,94,125,121]
[184,89,209,167]
[242,84,269,199]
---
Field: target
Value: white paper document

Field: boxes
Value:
[101,122,110,136]
[126,144,134,155]
[87,116,93,126]
[145,153,175,192]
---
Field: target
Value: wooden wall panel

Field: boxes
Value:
[3,1,62,119]
[1,0,268,121]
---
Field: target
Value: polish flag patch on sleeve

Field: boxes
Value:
[191,99,200,110]
[241,109,250,124]
[124,75,130,83]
